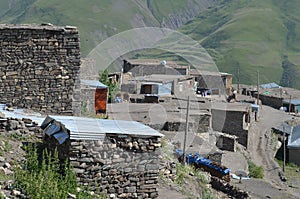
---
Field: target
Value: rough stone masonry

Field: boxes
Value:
[44,134,162,199]
[0,24,81,115]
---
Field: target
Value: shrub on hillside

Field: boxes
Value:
[248,161,264,179]
[14,144,104,199]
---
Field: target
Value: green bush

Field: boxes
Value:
[201,188,215,199]
[14,144,103,199]
[248,161,264,179]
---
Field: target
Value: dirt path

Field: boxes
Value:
[157,188,187,199]
[247,105,296,194]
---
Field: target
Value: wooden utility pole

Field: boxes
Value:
[280,88,283,108]
[237,68,240,94]
[183,96,190,165]
[289,95,292,114]
[283,129,286,173]
[256,71,259,105]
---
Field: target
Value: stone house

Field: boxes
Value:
[41,115,163,199]
[190,69,232,95]
[251,86,300,110]
[211,103,254,147]
[80,80,108,115]
[121,74,195,102]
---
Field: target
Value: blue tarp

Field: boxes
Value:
[174,149,230,175]
[260,82,280,89]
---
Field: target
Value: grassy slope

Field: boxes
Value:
[1,0,300,88]
[135,0,300,87]
[0,0,207,56]
[0,0,9,16]
[180,0,287,85]
[0,0,157,55]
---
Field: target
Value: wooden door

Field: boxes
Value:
[95,88,107,114]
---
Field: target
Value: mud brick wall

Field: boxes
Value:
[0,24,81,115]
[45,134,162,199]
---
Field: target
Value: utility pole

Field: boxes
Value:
[283,128,286,173]
[183,96,190,165]
[280,88,283,108]
[256,70,259,105]
[237,68,240,94]
[289,95,292,114]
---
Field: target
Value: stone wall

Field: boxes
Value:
[44,134,162,199]
[80,88,95,115]
[147,113,210,134]
[212,109,248,147]
[0,115,42,135]
[210,177,249,198]
[253,93,283,109]
[0,24,81,115]
[216,133,236,152]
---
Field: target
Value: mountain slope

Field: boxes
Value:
[0,0,214,56]
[180,0,300,88]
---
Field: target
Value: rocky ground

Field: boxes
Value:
[0,116,43,198]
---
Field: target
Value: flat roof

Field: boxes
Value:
[131,74,193,83]
[125,59,179,66]
[190,69,231,76]
[211,102,250,112]
[258,86,300,99]
[0,23,77,31]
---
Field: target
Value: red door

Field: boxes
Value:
[95,88,107,114]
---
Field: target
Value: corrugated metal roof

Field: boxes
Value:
[283,99,300,105]
[288,125,300,148]
[260,82,280,89]
[0,104,45,125]
[81,79,108,88]
[42,115,163,143]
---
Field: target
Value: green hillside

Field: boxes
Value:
[1,0,300,88]
[180,0,300,88]
[0,0,213,56]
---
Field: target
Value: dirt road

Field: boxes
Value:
[247,105,299,197]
